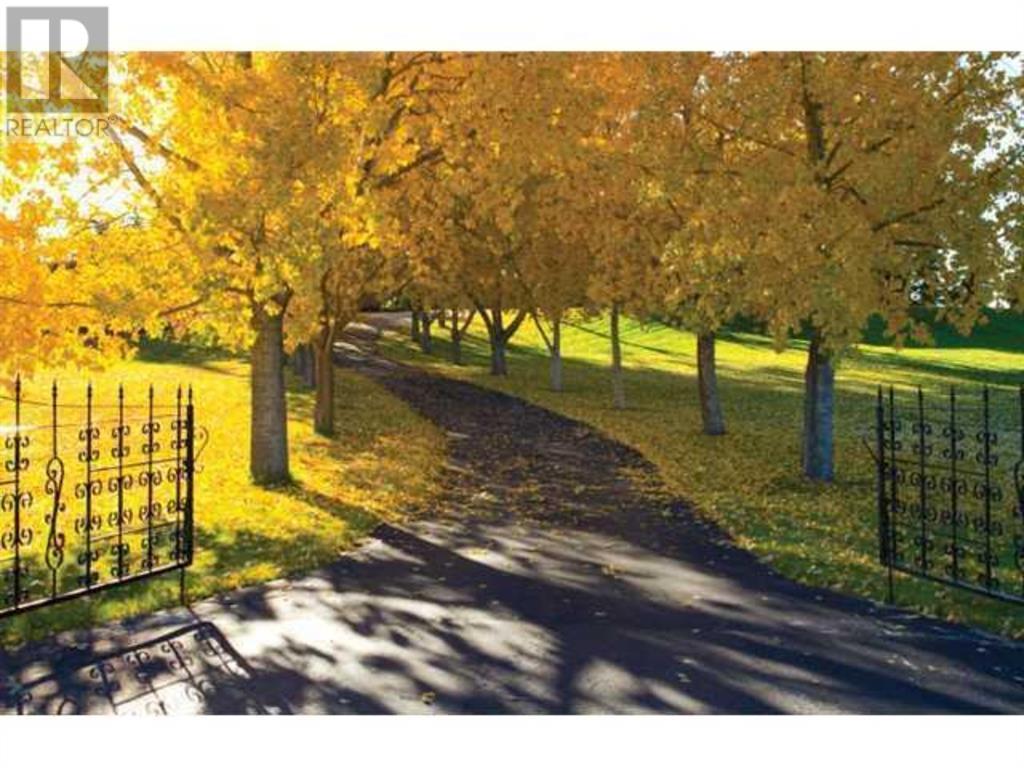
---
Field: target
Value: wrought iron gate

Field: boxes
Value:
[1,380,204,619]
[872,384,1024,605]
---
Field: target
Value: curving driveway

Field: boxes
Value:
[2,340,1024,714]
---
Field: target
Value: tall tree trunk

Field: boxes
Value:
[610,302,626,409]
[419,311,433,354]
[410,310,421,343]
[478,305,525,376]
[250,305,290,485]
[489,309,507,376]
[302,343,316,390]
[798,57,834,481]
[697,331,725,435]
[802,336,835,481]
[490,335,508,375]
[449,308,462,365]
[313,322,336,437]
[291,343,313,389]
[549,318,563,392]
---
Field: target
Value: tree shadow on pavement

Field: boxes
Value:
[4,344,1024,714]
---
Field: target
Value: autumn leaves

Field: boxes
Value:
[3,52,1021,486]
[398,53,1022,481]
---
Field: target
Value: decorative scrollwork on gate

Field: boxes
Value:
[44,455,67,577]
[0,379,200,619]
[872,384,1024,605]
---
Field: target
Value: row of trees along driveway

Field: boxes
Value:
[2,53,1020,484]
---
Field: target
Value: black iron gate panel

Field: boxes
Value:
[0,380,204,619]
[874,385,1024,605]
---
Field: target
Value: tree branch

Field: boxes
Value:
[104,125,190,237]
[531,310,554,352]
[872,197,946,232]
[372,146,445,190]
[502,307,529,342]
[108,114,201,171]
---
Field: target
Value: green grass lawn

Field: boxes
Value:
[379,311,1024,639]
[1,347,445,647]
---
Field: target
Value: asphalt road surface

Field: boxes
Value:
[2,339,1023,714]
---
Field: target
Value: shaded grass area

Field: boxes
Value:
[1,348,445,647]
[380,311,1024,639]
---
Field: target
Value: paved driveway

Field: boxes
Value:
[2,347,1023,714]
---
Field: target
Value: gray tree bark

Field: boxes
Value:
[419,311,433,354]
[802,336,835,481]
[489,314,508,376]
[697,331,725,435]
[449,308,462,365]
[313,322,337,437]
[549,318,563,392]
[410,310,421,343]
[302,344,316,390]
[797,57,835,482]
[250,305,290,485]
[478,305,525,376]
[610,302,626,409]
[290,343,314,389]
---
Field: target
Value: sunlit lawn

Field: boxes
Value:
[1,345,445,647]
[380,311,1024,639]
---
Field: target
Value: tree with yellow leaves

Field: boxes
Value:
[0,141,85,377]
[518,187,593,391]
[0,136,196,379]
[283,53,450,436]
[93,53,329,483]
[554,54,676,409]
[9,50,1021,493]
[691,52,1023,480]
[612,53,742,428]
[401,53,612,376]
[627,54,735,433]
[95,52,449,478]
